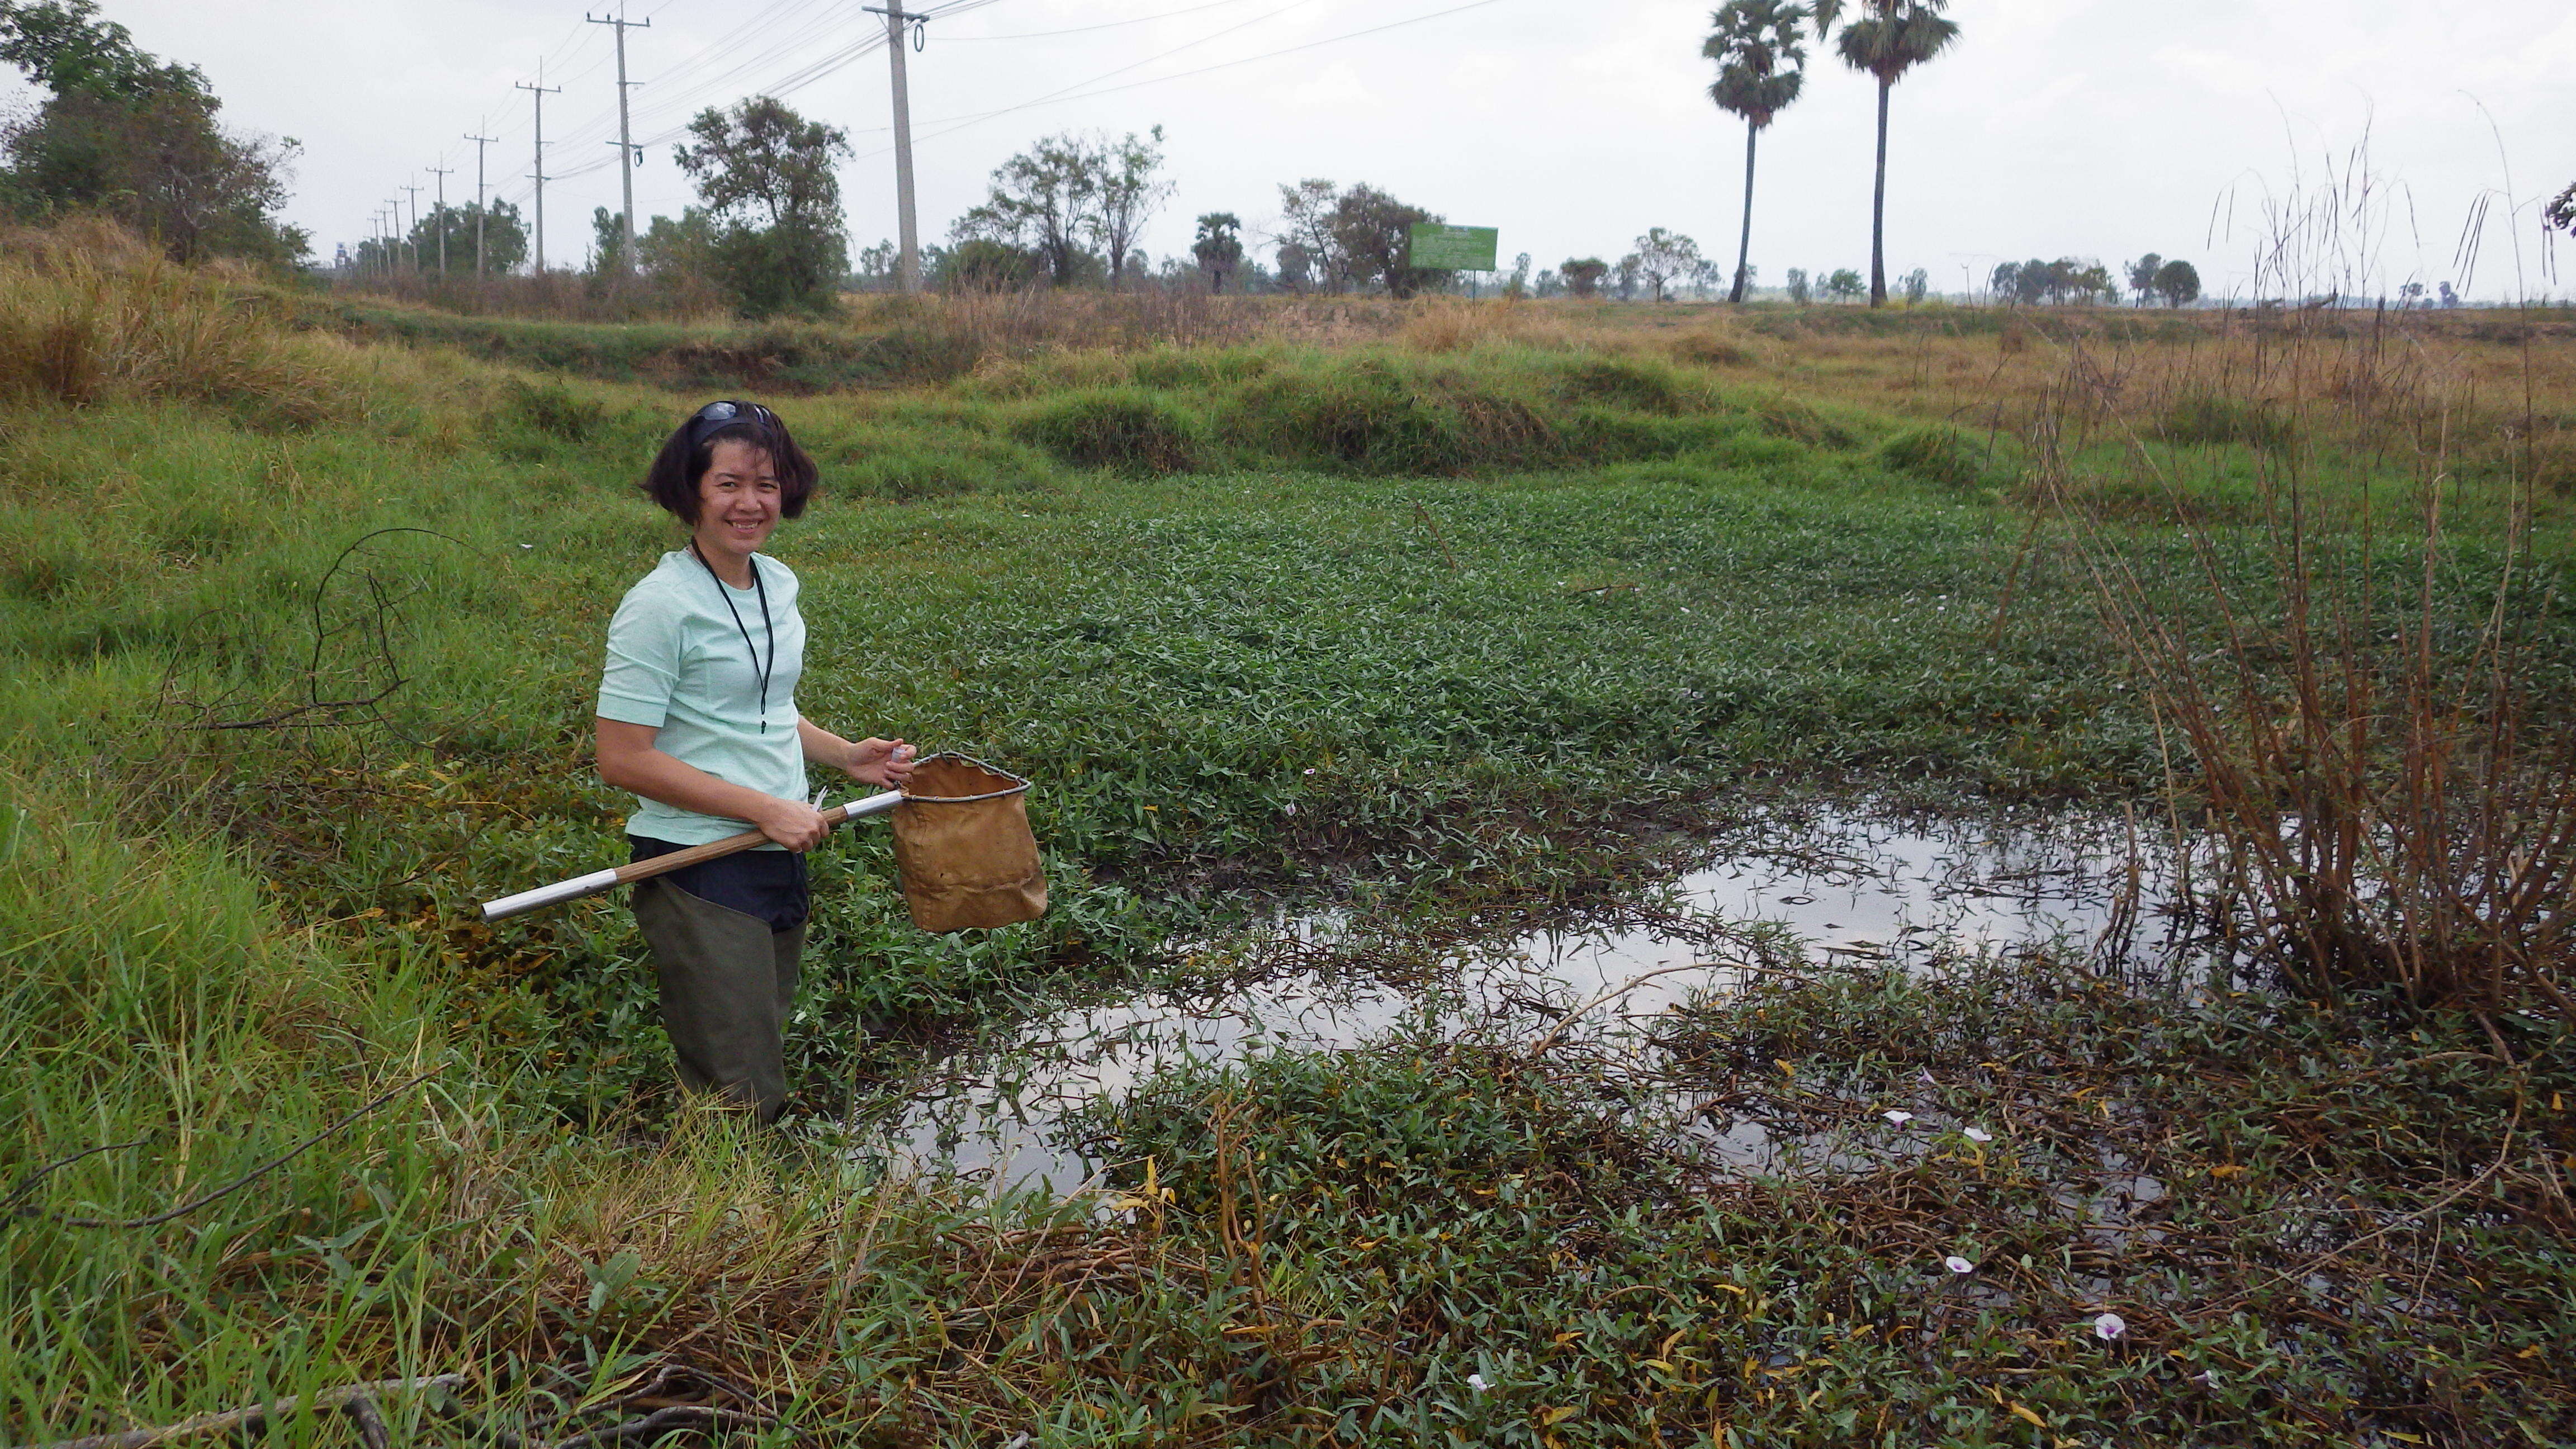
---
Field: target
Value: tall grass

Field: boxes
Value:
[2068,280,2575,1019]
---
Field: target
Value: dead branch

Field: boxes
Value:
[6,1376,463,1449]
[11,1069,437,1230]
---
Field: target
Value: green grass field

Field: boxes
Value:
[3,242,2572,1446]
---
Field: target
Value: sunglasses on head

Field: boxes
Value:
[688,399,778,448]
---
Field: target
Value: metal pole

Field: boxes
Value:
[463,128,496,278]
[427,164,452,278]
[517,67,563,274]
[865,3,923,292]
[589,10,650,273]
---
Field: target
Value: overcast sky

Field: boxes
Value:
[10,0,2572,299]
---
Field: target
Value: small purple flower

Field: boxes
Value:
[1944,1255,1976,1275]
[2094,1313,2127,1340]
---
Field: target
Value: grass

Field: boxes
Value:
[4,224,2573,1445]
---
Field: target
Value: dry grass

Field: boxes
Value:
[0,218,448,428]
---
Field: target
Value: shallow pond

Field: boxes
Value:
[859,805,2222,1193]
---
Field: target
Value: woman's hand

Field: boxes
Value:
[849,737,918,789]
[749,794,832,851]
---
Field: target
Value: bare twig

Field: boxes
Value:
[1411,500,1464,572]
[549,1405,770,1449]
[1526,963,1739,1059]
[11,1069,438,1230]
[6,1376,463,1449]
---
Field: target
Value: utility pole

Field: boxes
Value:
[587,10,650,274]
[516,66,562,273]
[463,126,497,278]
[399,181,423,271]
[862,3,925,291]
[385,199,405,273]
[426,164,453,277]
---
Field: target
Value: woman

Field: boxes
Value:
[595,399,915,1121]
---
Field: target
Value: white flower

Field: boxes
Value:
[1918,1068,1936,1085]
[1883,1110,1914,1125]
[1303,768,1317,775]
[2093,1313,2127,1340]
[1465,1372,1490,1394]
[1283,803,1298,815]
[1944,1256,1976,1275]
[1963,1126,1993,1144]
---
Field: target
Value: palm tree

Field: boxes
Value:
[1702,1,1809,305]
[1820,0,1958,306]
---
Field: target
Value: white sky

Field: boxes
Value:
[8,0,2573,299]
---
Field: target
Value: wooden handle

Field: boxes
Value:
[608,794,893,888]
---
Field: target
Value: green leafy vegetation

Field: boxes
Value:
[4,228,2572,1445]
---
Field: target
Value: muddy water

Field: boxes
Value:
[862,807,2214,1194]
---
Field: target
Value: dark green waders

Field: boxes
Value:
[631,877,805,1121]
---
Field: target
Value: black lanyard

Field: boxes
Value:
[689,542,775,733]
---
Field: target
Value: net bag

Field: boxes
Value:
[890,754,1048,932]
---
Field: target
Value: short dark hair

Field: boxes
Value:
[640,400,820,522]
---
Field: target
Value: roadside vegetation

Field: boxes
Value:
[3,221,2573,1446]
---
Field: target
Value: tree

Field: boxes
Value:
[673,96,851,315]
[1824,267,1863,301]
[408,200,527,276]
[2124,253,2163,306]
[0,0,305,263]
[2549,182,2575,236]
[1613,253,1642,301]
[955,134,1093,286]
[1632,228,1704,302]
[1276,178,1342,291]
[1901,266,1929,303]
[1704,0,1810,304]
[1275,240,1314,294]
[2152,258,2200,309]
[1560,256,1608,298]
[1090,127,1171,288]
[1191,211,1243,292]
[1819,0,1958,306]
[637,206,714,283]
[849,238,898,291]
[938,238,1041,292]
[1784,266,1810,303]
[1504,250,1532,298]
[1330,183,1447,298]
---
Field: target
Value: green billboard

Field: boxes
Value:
[1408,223,1498,271]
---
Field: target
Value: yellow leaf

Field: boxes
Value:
[1775,1059,1796,1077]
[1555,1330,1584,1344]
[2009,1403,2047,1428]
[2551,1092,2563,1111]
[2388,1434,2425,1445]
[2209,1164,2246,1178]
[2516,1345,2542,1360]
[1714,1282,1747,1295]
[1538,1406,1578,1426]
[1643,1359,1677,1372]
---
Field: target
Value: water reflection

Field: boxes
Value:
[858,807,2215,1194]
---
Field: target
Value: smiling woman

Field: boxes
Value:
[594,399,918,1122]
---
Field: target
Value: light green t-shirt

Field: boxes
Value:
[596,550,807,846]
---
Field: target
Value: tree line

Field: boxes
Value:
[0,0,303,264]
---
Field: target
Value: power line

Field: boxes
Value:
[858,0,1510,156]
[941,0,1261,40]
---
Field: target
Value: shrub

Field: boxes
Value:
[1221,362,1465,475]
[1014,389,1205,474]
[1878,425,1988,489]
[1669,330,1755,367]
[1554,356,1687,413]
[2160,394,2295,450]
